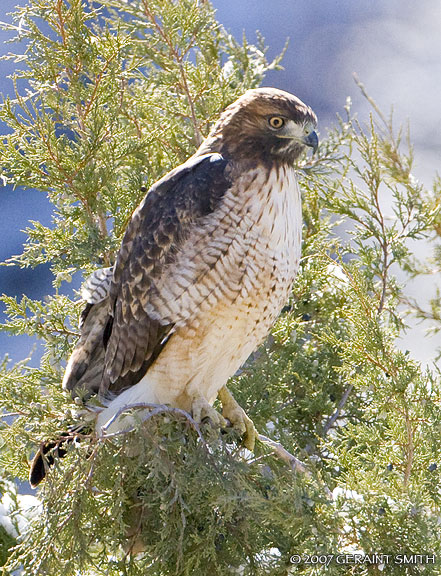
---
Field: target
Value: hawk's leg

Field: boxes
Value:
[191,395,227,429]
[218,386,257,451]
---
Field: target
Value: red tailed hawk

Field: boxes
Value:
[30,87,318,487]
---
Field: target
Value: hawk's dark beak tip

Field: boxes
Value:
[304,130,319,155]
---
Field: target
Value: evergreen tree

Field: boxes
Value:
[0,1,440,574]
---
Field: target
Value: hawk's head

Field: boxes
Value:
[200,87,318,166]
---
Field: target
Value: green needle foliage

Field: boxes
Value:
[0,1,441,575]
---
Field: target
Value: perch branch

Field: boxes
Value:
[99,402,206,444]
[98,402,310,475]
[257,433,308,475]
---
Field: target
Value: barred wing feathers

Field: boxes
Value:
[81,267,113,305]
[63,153,231,396]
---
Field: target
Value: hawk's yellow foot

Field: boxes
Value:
[191,395,228,429]
[218,386,257,451]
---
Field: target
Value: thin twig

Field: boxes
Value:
[141,0,202,146]
[353,74,389,132]
[55,0,67,47]
[177,65,203,146]
[403,406,414,488]
[322,385,353,437]
[372,183,389,314]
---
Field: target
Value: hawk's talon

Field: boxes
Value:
[191,396,227,429]
[218,386,257,451]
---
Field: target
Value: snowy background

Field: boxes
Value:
[0,0,440,364]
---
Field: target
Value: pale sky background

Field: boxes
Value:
[0,0,440,363]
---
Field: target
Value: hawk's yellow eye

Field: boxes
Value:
[268,116,285,129]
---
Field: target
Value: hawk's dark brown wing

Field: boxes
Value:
[63,153,231,397]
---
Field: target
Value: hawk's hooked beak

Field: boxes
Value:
[303,130,319,154]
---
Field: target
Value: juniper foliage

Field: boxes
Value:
[0,1,441,575]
